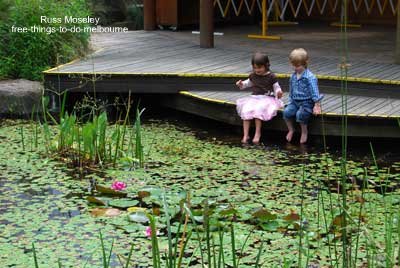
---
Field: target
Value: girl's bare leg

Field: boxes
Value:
[253,119,262,144]
[285,119,295,142]
[242,120,251,143]
[300,123,308,144]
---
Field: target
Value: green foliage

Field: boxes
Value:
[0,0,91,80]
[0,0,11,21]
[127,1,143,30]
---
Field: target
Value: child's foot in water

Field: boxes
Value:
[300,133,308,144]
[252,136,261,145]
[286,131,294,142]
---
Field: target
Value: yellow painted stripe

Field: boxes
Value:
[43,69,400,86]
[43,58,81,73]
[180,91,236,105]
[180,91,400,119]
[43,48,105,74]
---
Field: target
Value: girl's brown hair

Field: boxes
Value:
[251,52,270,70]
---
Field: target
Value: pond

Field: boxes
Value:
[1,109,400,267]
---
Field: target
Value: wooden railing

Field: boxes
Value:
[214,0,400,20]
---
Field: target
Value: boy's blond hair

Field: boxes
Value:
[289,48,309,67]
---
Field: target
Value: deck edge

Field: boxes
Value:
[43,70,400,86]
[180,91,400,119]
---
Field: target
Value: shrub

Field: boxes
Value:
[127,1,143,30]
[0,0,91,80]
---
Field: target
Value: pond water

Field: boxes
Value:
[0,109,399,267]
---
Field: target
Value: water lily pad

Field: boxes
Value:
[86,196,107,206]
[127,207,147,213]
[219,207,238,216]
[120,224,143,233]
[283,211,300,222]
[109,199,139,209]
[96,185,127,197]
[260,220,279,231]
[91,208,121,217]
[138,186,162,198]
[138,191,150,199]
[128,212,149,223]
[252,208,277,221]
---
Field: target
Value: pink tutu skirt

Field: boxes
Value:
[236,95,284,121]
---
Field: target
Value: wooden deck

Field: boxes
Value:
[160,90,400,138]
[43,26,400,137]
[44,30,400,84]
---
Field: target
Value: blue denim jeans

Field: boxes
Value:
[283,99,314,124]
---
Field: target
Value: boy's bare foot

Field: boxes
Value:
[300,133,308,144]
[300,124,308,144]
[286,131,294,142]
[241,136,250,144]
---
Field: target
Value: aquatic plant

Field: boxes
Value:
[36,89,146,170]
[111,181,127,191]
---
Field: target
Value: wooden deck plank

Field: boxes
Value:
[128,49,232,73]
[364,98,398,116]
[363,99,396,115]
[175,51,249,73]
[350,98,384,114]
[61,40,197,70]
[338,96,374,113]
[328,97,374,114]
[66,37,191,64]
[186,52,250,73]
[311,61,339,74]
[383,68,400,80]
[208,92,238,102]
[321,95,351,112]
[347,62,383,78]
[320,95,342,108]
[63,43,199,72]
[349,63,390,78]
[387,101,400,115]
[347,96,376,111]
[377,66,400,80]
[117,48,241,73]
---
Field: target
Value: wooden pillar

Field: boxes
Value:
[396,1,400,64]
[144,0,156,31]
[200,0,214,48]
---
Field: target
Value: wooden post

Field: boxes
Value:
[200,0,214,48]
[396,1,400,64]
[144,0,156,31]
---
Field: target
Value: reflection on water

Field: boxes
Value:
[142,107,400,165]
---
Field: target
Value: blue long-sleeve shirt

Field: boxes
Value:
[289,69,323,103]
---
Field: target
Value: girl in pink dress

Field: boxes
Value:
[236,52,284,144]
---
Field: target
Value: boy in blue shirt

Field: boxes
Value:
[283,48,323,144]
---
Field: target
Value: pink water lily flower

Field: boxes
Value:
[144,226,160,238]
[111,181,127,191]
[145,226,152,238]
